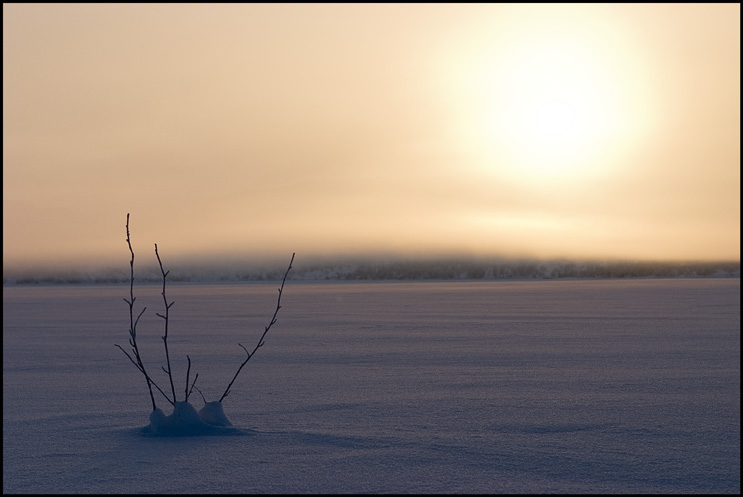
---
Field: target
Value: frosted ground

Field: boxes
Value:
[3,278,740,493]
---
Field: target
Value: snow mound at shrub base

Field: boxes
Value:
[143,401,248,437]
[198,401,233,426]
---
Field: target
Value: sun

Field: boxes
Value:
[436,8,656,185]
[484,41,619,176]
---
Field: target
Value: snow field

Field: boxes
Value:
[3,279,740,493]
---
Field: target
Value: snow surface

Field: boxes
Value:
[3,279,740,493]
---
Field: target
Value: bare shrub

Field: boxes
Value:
[115,213,294,427]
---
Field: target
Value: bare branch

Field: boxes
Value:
[114,345,174,406]
[134,307,146,333]
[187,372,199,403]
[184,355,192,401]
[114,213,158,411]
[155,242,177,404]
[114,344,141,371]
[219,253,295,402]
[193,384,207,405]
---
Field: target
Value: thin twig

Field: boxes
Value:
[184,355,191,402]
[114,344,173,404]
[187,372,199,403]
[114,213,159,411]
[219,253,295,402]
[155,243,177,404]
[193,384,207,405]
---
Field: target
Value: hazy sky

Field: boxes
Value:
[3,3,740,270]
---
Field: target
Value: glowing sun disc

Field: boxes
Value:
[438,9,657,184]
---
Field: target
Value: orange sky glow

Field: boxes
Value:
[3,4,740,272]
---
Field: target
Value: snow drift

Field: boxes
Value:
[144,401,246,437]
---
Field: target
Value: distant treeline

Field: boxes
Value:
[294,259,741,281]
[3,259,740,285]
